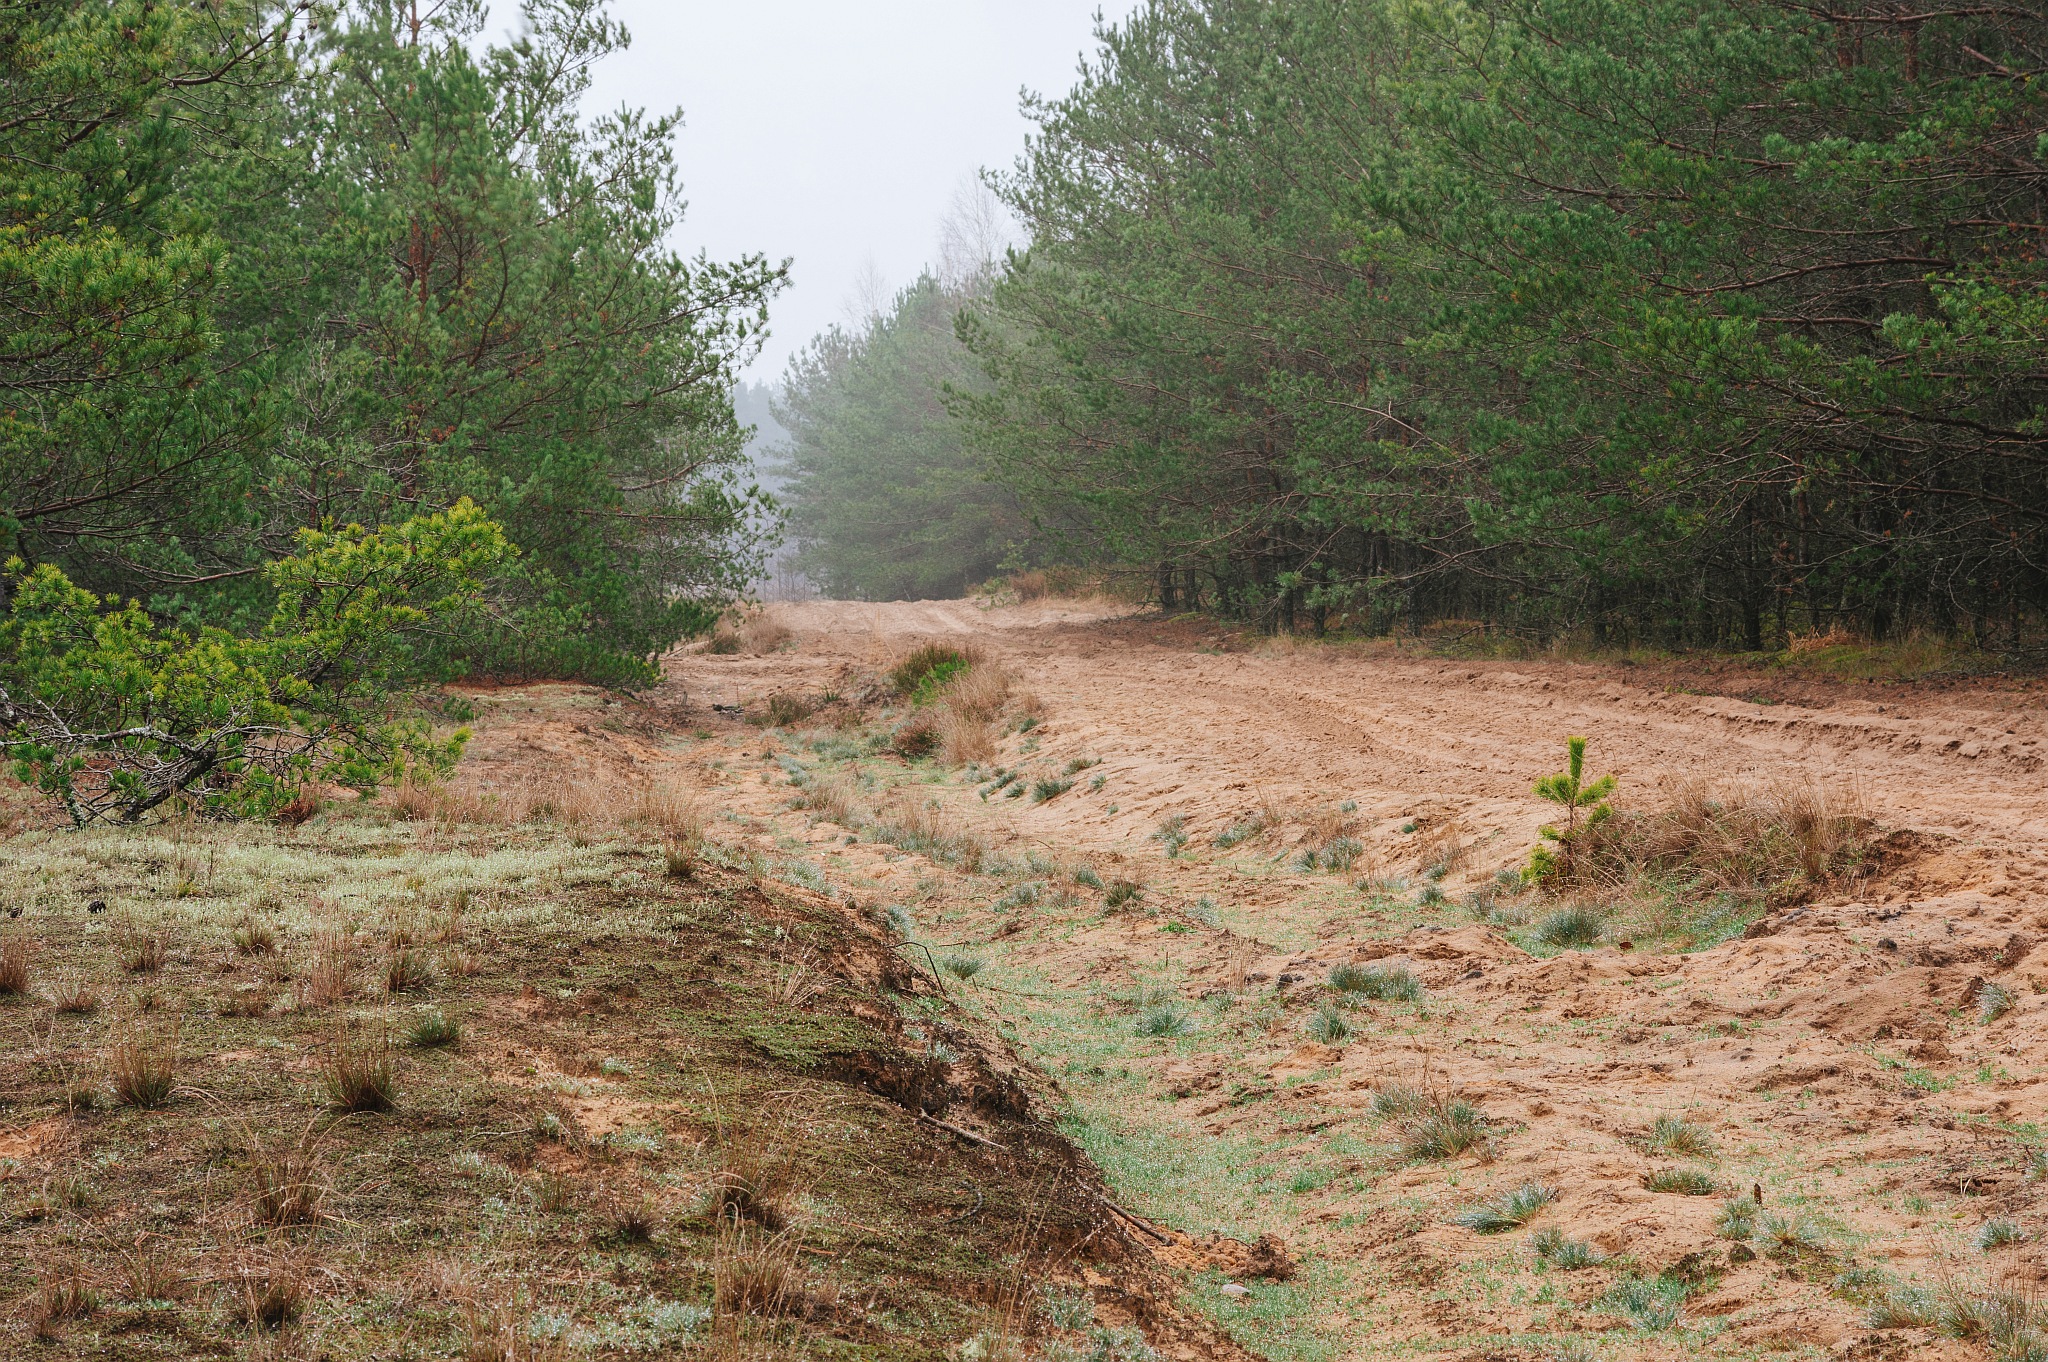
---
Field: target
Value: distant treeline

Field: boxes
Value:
[1,1,780,687]
[788,1,2048,649]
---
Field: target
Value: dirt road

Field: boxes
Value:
[650,597,2048,1361]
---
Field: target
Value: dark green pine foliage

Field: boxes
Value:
[961,0,2048,650]
[775,273,1026,600]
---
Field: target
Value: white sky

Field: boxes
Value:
[492,1,1121,382]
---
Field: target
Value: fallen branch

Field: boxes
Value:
[918,1111,1005,1150]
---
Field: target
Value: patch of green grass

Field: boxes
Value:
[1152,815,1189,857]
[1643,1113,1716,1158]
[1135,1002,1194,1037]
[1303,1003,1351,1044]
[1602,1275,1688,1332]
[404,1010,461,1049]
[940,953,987,980]
[1643,1166,1717,1196]
[1531,1227,1604,1270]
[1454,1181,1556,1234]
[1396,1098,1488,1162]
[1978,1217,2026,1250]
[1033,777,1075,803]
[1533,904,1605,948]
[1326,962,1423,1002]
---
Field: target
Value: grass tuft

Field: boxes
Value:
[322,1027,398,1113]
[1455,1181,1556,1233]
[1304,1003,1351,1044]
[1531,1227,1605,1270]
[1328,962,1423,1002]
[1978,1217,2026,1250]
[1643,1166,1718,1196]
[1643,1113,1716,1158]
[1134,1002,1194,1037]
[1602,1276,1686,1332]
[1396,1095,1489,1161]
[405,1010,461,1048]
[1533,904,1605,947]
[110,1025,179,1108]
[0,932,32,996]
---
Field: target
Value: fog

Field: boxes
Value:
[492,1,1119,379]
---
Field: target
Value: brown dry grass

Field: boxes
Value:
[0,930,30,996]
[231,1256,308,1331]
[940,712,996,765]
[322,1025,397,1113]
[116,920,168,974]
[30,1257,99,1339]
[50,977,100,1014]
[713,1220,802,1319]
[109,1023,179,1108]
[302,928,356,1007]
[117,1236,186,1305]
[247,1122,330,1228]
[942,663,1011,723]
[1559,779,1874,905]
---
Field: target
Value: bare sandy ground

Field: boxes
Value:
[606,598,2048,1357]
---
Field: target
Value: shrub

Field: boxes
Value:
[1328,962,1423,1002]
[1456,1182,1556,1233]
[1643,1114,1716,1158]
[1304,1003,1351,1044]
[1526,736,1618,882]
[1533,905,1605,948]
[889,711,943,758]
[1074,866,1104,889]
[1643,1167,1717,1196]
[890,642,978,699]
[0,503,508,824]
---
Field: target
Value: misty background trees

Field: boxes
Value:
[774,0,2048,652]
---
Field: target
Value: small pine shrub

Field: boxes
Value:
[1643,1167,1717,1196]
[1304,1003,1351,1044]
[1456,1182,1556,1233]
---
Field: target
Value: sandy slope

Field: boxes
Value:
[651,598,2048,1360]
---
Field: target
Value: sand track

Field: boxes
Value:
[657,598,2048,1360]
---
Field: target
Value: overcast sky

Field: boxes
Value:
[490,1,1122,383]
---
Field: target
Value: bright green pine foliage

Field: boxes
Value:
[0,1,782,689]
[961,1,2048,648]
[0,502,510,825]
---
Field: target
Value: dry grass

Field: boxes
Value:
[942,662,1011,723]
[322,1025,397,1113]
[0,930,30,996]
[301,927,357,1007]
[597,1183,665,1243]
[868,790,990,870]
[742,611,794,656]
[274,785,322,828]
[234,914,278,955]
[50,976,100,1014]
[1550,779,1876,918]
[940,711,997,765]
[117,1236,186,1304]
[890,710,944,758]
[629,784,703,841]
[110,1023,179,1108]
[384,947,438,994]
[793,769,863,827]
[30,1257,100,1339]
[247,1121,330,1227]
[714,1220,802,1318]
[116,920,168,974]
[462,1295,568,1362]
[232,1257,308,1331]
